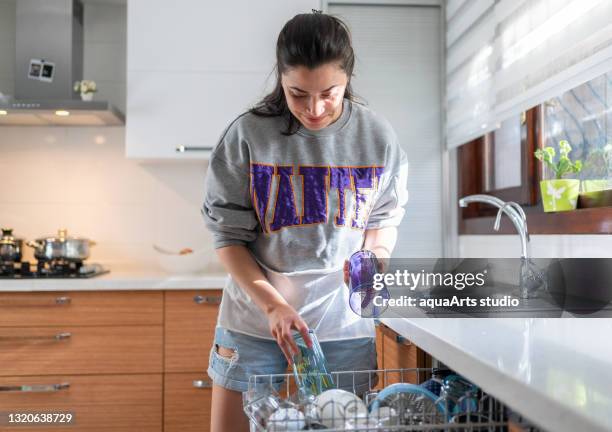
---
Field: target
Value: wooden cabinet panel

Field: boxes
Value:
[0,291,163,327]
[375,323,384,368]
[380,324,426,385]
[164,372,212,432]
[0,326,162,376]
[164,290,222,372]
[0,374,162,432]
[374,323,385,390]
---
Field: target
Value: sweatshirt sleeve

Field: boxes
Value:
[366,141,409,230]
[201,126,259,249]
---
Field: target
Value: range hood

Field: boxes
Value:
[0,0,124,126]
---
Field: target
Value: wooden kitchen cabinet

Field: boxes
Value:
[0,374,162,432]
[0,288,222,432]
[379,323,430,385]
[374,322,385,389]
[164,290,222,372]
[0,291,163,327]
[0,325,162,376]
[164,373,212,432]
[164,289,223,432]
[125,0,318,159]
[0,290,164,432]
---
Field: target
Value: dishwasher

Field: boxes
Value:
[244,367,539,431]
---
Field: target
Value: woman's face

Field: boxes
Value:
[281,63,348,131]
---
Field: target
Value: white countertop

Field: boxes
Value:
[0,267,228,291]
[381,318,612,432]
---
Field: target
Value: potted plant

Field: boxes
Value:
[73,80,97,101]
[582,143,612,192]
[534,140,583,212]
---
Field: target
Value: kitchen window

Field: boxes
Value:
[458,72,612,235]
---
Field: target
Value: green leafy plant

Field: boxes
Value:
[73,80,97,94]
[534,140,583,180]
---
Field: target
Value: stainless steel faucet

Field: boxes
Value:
[458,194,545,298]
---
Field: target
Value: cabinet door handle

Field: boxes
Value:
[0,332,72,342]
[193,295,222,305]
[176,146,214,153]
[0,296,71,307]
[396,335,413,346]
[192,379,212,389]
[0,382,70,393]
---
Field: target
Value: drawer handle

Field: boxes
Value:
[0,332,72,342]
[55,296,71,305]
[192,379,212,389]
[193,295,222,305]
[0,296,71,307]
[176,146,214,153]
[0,382,70,393]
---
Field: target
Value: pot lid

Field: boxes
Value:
[36,229,90,243]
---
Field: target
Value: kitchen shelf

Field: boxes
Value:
[460,206,612,235]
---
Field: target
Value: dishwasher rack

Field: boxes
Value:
[244,367,536,431]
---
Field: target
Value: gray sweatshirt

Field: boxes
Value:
[202,98,408,341]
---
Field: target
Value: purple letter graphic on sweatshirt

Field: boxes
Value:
[329,167,352,226]
[250,164,275,233]
[299,166,330,225]
[251,163,385,232]
[351,167,384,229]
[269,166,300,231]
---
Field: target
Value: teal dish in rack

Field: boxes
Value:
[369,383,447,421]
[440,374,479,417]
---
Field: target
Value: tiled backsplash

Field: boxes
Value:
[0,126,212,268]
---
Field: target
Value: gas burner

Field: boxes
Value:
[37,259,82,276]
[0,260,109,279]
[1,261,32,277]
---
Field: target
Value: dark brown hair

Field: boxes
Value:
[250,12,357,135]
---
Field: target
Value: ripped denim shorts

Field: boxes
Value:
[207,326,377,394]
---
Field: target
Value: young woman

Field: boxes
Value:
[202,11,408,431]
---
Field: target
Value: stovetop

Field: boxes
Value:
[0,261,109,279]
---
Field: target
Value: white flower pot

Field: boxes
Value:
[80,92,93,101]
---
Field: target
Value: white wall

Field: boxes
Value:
[0,2,215,270]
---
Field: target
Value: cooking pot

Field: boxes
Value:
[0,228,23,262]
[27,229,96,262]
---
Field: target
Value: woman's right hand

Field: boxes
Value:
[266,302,312,365]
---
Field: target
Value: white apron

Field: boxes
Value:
[216,260,375,342]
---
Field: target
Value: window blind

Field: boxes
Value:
[446,0,612,149]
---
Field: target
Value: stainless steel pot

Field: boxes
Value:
[27,229,96,262]
[0,228,23,262]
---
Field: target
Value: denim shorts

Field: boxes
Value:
[207,327,378,394]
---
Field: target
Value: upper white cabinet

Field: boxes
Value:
[126,0,319,160]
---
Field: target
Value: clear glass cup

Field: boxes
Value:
[292,329,335,399]
[348,249,389,318]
